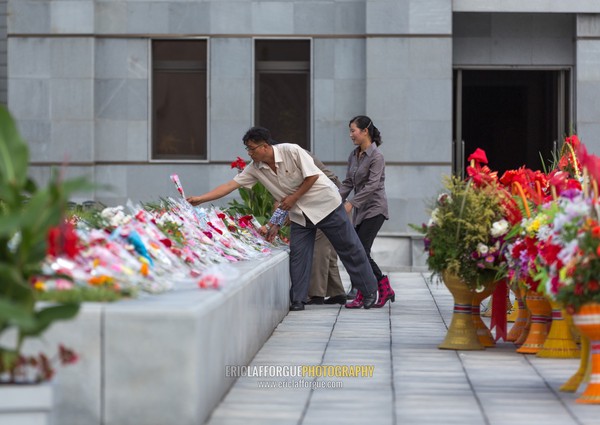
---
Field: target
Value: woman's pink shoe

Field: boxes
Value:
[373,276,395,308]
[345,290,364,308]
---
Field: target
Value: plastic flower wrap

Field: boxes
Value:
[36,175,283,300]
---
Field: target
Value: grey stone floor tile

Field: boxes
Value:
[203,272,599,425]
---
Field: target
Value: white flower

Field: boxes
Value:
[428,208,440,227]
[101,206,132,227]
[476,243,489,255]
[490,219,509,237]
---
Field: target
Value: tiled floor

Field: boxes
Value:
[206,272,598,425]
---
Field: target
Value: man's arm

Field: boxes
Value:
[186,180,241,206]
[279,175,319,211]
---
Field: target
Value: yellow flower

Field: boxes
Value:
[33,280,46,291]
[527,219,540,233]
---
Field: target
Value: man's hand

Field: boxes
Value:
[266,224,280,242]
[279,194,299,211]
[186,196,203,206]
[258,225,268,236]
[186,180,241,207]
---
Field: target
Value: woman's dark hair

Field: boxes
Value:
[349,115,382,146]
[242,126,276,146]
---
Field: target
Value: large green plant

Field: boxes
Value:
[227,183,275,225]
[0,106,91,382]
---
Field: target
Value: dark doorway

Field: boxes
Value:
[453,70,571,176]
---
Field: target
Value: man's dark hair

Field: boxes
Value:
[242,126,273,145]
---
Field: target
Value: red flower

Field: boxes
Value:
[58,344,79,365]
[47,221,80,259]
[467,148,488,165]
[539,241,561,267]
[238,215,254,228]
[589,280,600,292]
[207,222,223,235]
[230,157,247,172]
[576,142,600,185]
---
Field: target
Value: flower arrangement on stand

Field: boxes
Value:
[548,195,600,403]
[416,169,510,350]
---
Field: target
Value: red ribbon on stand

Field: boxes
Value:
[490,279,509,341]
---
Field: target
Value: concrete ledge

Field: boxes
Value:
[371,233,428,272]
[22,249,290,425]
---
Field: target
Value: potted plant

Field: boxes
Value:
[0,106,90,422]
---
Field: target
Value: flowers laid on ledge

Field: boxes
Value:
[35,197,282,302]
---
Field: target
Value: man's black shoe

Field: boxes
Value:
[362,291,377,309]
[346,287,358,300]
[324,295,347,305]
[290,301,305,311]
[306,297,324,305]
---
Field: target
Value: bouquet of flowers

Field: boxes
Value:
[551,197,600,313]
[418,176,509,291]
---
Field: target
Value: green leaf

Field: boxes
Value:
[20,303,80,338]
[0,299,36,330]
[0,107,29,188]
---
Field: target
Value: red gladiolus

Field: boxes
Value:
[588,280,600,292]
[576,142,600,185]
[230,157,247,172]
[467,148,488,165]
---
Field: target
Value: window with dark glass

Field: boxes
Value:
[152,40,207,160]
[255,40,310,149]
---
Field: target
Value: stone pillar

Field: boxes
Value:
[576,14,600,152]
[365,0,453,230]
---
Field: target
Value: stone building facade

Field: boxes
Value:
[5,1,600,235]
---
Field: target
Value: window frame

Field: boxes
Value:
[148,37,211,164]
[252,37,313,151]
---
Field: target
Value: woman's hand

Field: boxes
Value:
[344,201,353,214]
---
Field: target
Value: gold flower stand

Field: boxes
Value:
[572,303,600,403]
[472,284,497,347]
[560,335,590,393]
[439,271,484,351]
[516,291,551,354]
[536,300,580,359]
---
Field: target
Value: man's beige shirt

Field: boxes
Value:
[233,143,341,226]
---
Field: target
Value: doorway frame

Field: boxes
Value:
[453,66,575,177]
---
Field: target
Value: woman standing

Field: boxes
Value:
[341,115,394,308]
